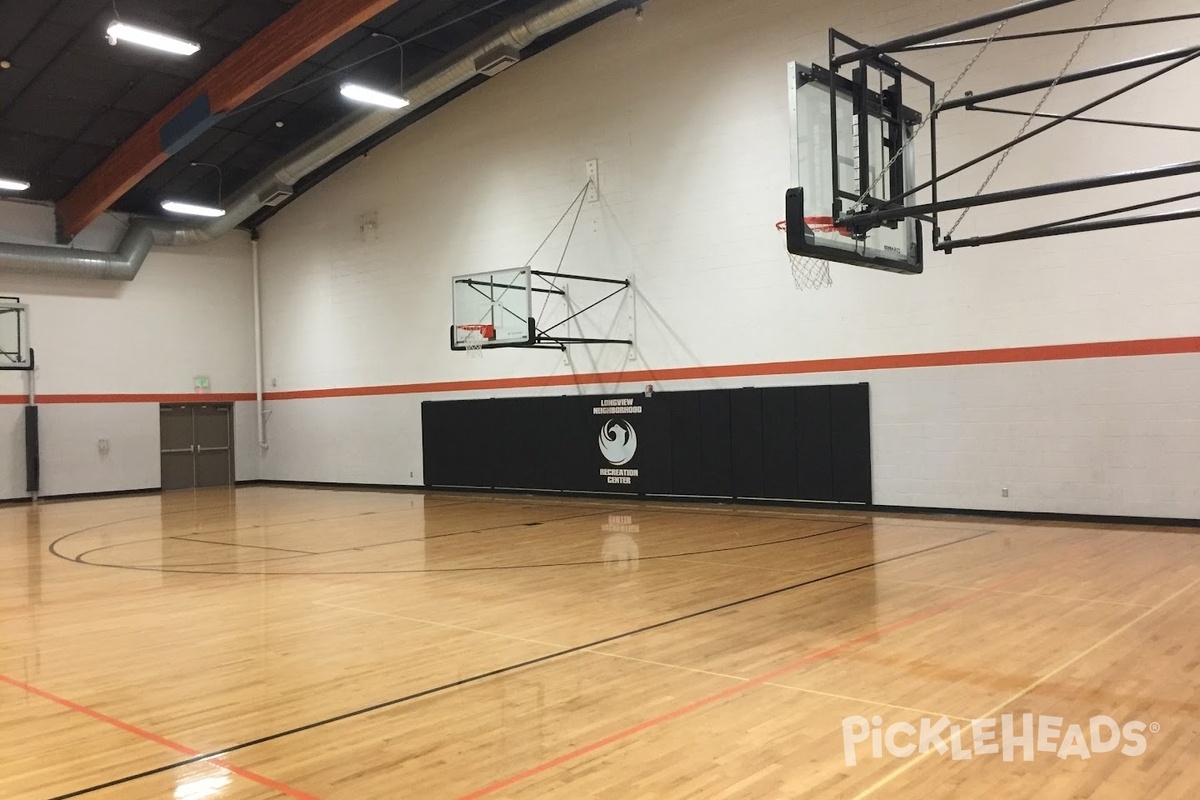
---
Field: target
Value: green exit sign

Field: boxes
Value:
[194,376,211,393]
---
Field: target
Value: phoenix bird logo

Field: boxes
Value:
[598,419,638,466]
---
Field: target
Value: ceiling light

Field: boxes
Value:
[107,22,200,56]
[161,200,225,218]
[0,178,30,191]
[340,83,409,109]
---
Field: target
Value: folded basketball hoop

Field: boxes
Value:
[776,218,844,290]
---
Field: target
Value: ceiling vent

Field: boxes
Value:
[260,189,293,207]
[474,44,520,76]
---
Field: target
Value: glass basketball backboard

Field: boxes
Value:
[0,300,32,371]
[787,62,923,274]
[451,266,535,350]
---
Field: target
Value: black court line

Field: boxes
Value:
[48,526,996,800]
[50,503,611,565]
[54,509,627,572]
[65,520,873,576]
[168,536,317,555]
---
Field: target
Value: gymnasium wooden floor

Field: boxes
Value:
[1,486,1197,800]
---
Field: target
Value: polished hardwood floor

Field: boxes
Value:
[1,486,1197,799]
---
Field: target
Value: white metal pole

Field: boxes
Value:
[252,232,267,451]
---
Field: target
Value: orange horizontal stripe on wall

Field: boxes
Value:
[0,392,255,405]
[264,335,1200,401]
[0,336,1197,406]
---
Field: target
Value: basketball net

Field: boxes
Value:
[463,330,485,359]
[776,220,833,291]
[457,323,495,359]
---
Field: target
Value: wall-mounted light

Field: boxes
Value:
[0,177,30,191]
[106,22,200,55]
[161,200,225,218]
[340,83,409,109]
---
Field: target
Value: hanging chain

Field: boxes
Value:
[852,18,1011,210]
[945,0,1119,239]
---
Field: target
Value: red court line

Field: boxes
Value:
[456,569,1033,800]
[0,673,320,800]
[2,336,1198,407]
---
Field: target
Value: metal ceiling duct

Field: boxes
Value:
[0,0,618,280]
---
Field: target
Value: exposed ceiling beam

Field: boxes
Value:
[56,0,404,240]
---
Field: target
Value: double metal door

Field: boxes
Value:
[160,404,233,490]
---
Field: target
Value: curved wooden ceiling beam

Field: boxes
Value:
[56,0,403,240]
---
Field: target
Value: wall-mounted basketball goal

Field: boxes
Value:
[450,179,634,354]
[451,265,632,353]
[785,0,1200,280]
[0,297,33,372]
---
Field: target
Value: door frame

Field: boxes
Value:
[158,402,235,490]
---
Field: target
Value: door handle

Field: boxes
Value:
[196,446,230,453]
[161,447,193,454]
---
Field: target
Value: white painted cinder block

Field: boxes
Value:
[0,233,256,499]
[4,0,1196,517]
[249,0,1199,518]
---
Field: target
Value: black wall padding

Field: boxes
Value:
[729,389,765,499]
[831,383,873,504]
[696,391,733,497]
[795,386,834,502]
[668,392,702,495]
[760,388,799,499]
[24,405,39,493]
[421,382,871,504]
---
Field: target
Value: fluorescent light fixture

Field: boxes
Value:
[161,200,225,218]
[107,21,200,56]
[0,178,30,191]
[340,83,410,109]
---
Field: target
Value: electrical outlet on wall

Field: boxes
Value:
[98,439,110,456]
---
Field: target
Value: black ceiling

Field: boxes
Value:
[0,0,625,229]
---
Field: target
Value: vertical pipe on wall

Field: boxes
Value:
[251,230,267,451]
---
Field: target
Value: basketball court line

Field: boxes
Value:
[0,673,318,800]
[583,649,972,723]
[54,508,621,570]
[62,520,876,576]
[312,600,566,648]
[676,551,1159,609]
[848,577,1200,800]
[471,491,873,526]
[51,526,992,798]
[838,575,1158,608]
[454,566,1037,799]
[763,683,973,723]
[172,536,318,555]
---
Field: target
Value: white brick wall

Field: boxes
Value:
[251,0,1199,518]
[0,222,258,499]
[4,0,1197,517]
